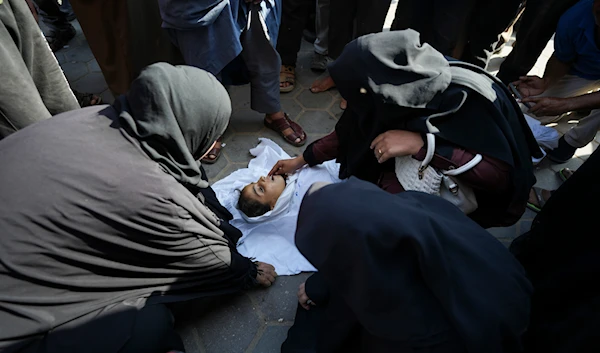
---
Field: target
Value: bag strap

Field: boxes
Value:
[418,133,482,179]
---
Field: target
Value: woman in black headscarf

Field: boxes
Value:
[0,63,276,353]
[281,179,533,353]
[270,30,542,228]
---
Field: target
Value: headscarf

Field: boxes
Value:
[117,62,231,191]
[296,178,532,353]
[328,30,540,226]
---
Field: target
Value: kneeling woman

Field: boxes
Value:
[271,30,542,228]
[0,63,276,353]
[282,179,532,353]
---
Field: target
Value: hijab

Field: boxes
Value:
[117,62,231,191]
[296,179,532,353]
[328,30,539,226]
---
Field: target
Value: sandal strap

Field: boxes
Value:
[279,73,295,84]
[532,187,547,209]
[281,65,295,74]
[268,114,304,142]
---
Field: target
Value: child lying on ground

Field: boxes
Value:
[212,138,340,275]
[238,175,287,217]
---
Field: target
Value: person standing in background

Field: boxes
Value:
[68,0,182,96]
[278,0,333,94]
[0,0,79,140]
[33,0,76,51]
[513,0,600,163]
[159,0,308,164]
[308,0,392,110]
[496,0,579,84]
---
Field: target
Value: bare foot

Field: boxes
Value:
[310,75,335,93]
[266,111,304,145]
[528,188,552,209]
[339,98,347,110]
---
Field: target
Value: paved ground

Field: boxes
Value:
[52,9,598,353]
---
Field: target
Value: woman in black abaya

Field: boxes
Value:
[282,179,533,353]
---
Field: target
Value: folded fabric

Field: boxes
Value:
[212,138,341,275]
[523,113,559,164]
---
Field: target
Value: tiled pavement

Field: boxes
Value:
[53,10,598,353]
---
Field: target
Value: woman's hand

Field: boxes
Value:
[268,156,307,176]
[256,262,277,287]
[511,76,548,98]
[370,130,424,164]
[298,282,316,310]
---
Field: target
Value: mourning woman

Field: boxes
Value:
[271,30,542,228]
[0,63,276,353]
[282,179,533,353]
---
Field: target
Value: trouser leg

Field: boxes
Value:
[564,110,600,148]
[327,0,357,59]
[496,0,579,84]
[241,7,282,114]
[276,0,314,66]
[462,0,521,67]
[314,0,330,55]
[355,0,391,37]
[33,0,71,33]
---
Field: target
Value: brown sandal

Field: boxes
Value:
[280,65,296,93]
[202,138,225,164]
[264,113,307,147]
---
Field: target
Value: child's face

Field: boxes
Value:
[241,175,287,209]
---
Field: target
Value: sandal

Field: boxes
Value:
[73,90,103,107]
[526,187,552,213]
[280,65,296,93]
[264,113,307,147]
[558,168,574,182]
[202,138,225,164]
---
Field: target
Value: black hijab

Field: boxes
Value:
[328,30,540,212]
[117,62,231,191]
[296,179,532,353]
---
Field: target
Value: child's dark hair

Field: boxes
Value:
[238,193,271,217]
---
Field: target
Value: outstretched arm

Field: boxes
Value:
[512,55,572,98]
[522,90,600,117]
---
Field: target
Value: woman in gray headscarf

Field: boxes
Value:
[0,63,276,353]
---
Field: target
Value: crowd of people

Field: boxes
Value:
[0,0,599,352]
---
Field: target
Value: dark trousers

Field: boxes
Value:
[496,0,579,84]
[461,0,522,67]
[277,0,314,66]
[33,0,71,33]
[391,0,474,57]
[328,0,391,59]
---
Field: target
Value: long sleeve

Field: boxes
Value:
[413,147,511,193]
[303,131,340,166]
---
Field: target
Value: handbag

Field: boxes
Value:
[395,133,482,214]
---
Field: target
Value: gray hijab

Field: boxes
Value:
[118,62,231,190]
